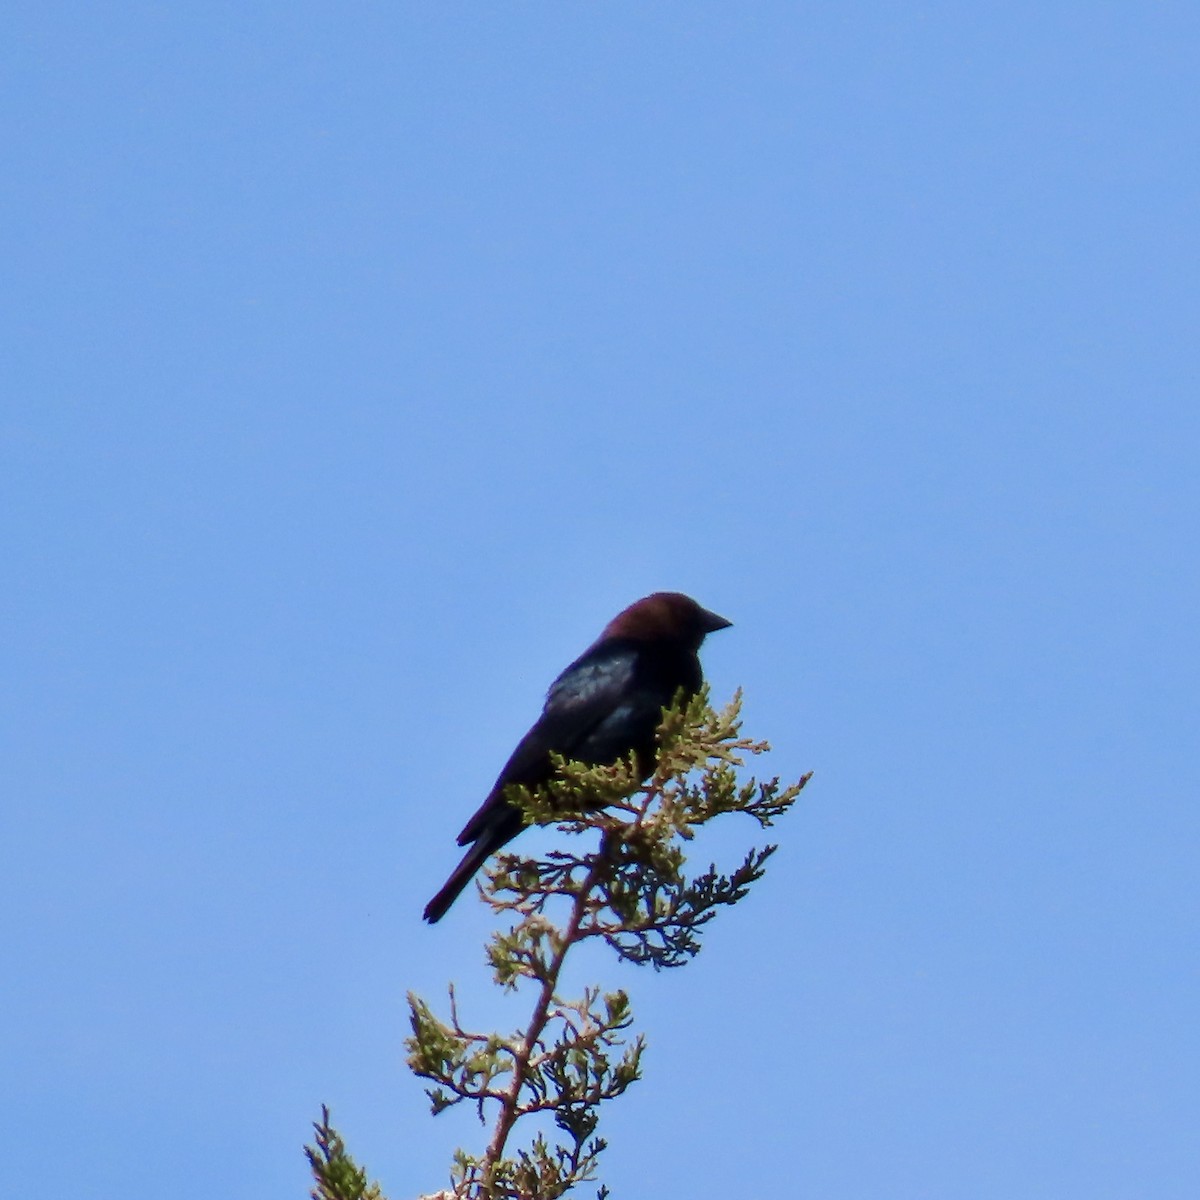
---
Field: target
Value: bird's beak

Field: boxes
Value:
[699,608,733,633]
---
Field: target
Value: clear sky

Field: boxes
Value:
[3,5,1198,1198]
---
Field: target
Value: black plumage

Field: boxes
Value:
[423,592,731,923]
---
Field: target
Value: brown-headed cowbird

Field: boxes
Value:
[423,592,731,923]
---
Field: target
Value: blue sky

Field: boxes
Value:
[3,5,1198,1197]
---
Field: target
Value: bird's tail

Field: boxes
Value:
[422,838,494,923]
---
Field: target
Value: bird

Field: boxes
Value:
[422,592,732,923]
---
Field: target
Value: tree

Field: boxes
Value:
[307,689,809,1200]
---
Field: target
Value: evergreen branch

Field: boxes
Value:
[305,1106,386,1200]
[397,690,808,1199]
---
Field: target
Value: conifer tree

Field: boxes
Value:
[307,689,810,1200]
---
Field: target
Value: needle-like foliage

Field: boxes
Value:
[306,1106,386,1200]
[308,689,810,1200]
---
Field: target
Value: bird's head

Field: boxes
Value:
[601,592,732,651]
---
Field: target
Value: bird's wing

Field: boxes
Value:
[454,643,637,845]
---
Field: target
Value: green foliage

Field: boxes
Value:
[305,1106,386,1200]
[309,689,810,1200]
[407,689,808,1199]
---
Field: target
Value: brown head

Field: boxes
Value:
[600,592,732,651]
